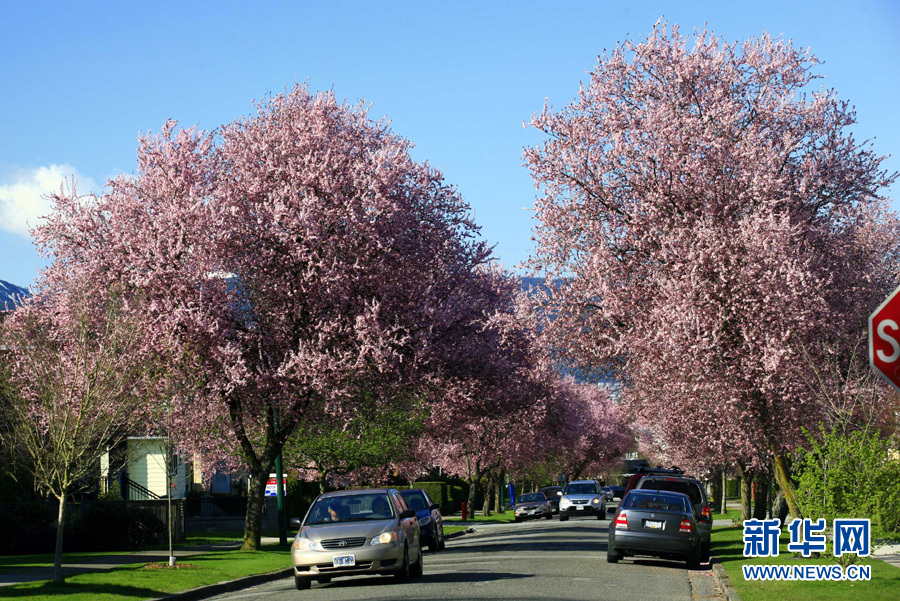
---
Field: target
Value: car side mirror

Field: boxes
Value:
[399,509,416,519]
[429,503,440,511]
[289,517,303,529]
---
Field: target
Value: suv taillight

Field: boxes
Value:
[679,519,693,533]
[615,512,629,530]
[701,505,711,521]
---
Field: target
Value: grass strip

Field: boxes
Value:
[711,525,900,601]
[443,512,517,524]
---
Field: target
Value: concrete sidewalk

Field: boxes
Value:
[0,537,282,587]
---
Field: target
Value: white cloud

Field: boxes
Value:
[0,164,97,237]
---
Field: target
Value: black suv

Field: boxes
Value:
[634,474,714,561]
[539,486,563,514]
[622,466,685,496]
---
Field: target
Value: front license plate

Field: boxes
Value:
[645,520,663,530]
[333,555,355,567]
[528,510,535,515]
[576,505,584,510]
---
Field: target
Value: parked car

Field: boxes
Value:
[539,485,562,514]
[607,489,703,568]
[513,492,553,522]
[558,480,606,521]
[623,466,685,496]
[399,488,445,552]
[289,488,423,589]
[601,486,614,501]
[634,474,713,561]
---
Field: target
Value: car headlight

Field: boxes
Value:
[370,531,399,545]
[420,516,432,526]
[592,497,601,504]
[293,537,322,551]
[559,497,571,509]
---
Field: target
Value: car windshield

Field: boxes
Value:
[564,483,599,495]
[638,479,703,504]
[518,493,545,503]
[399,490,429,511]
[306,493,394,524]
[623,492,689,513]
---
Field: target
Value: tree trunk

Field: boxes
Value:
[494,473,504,514]
[738,463,751,521]
[317,468,329,495]
[482,473,492,517]
[52,493,67,583]
[242,466,269,550]
[771,449,801,521]
[721,470,728,514]
[709,471,721,514]
[753,472,769,520]
[466,456,482,516]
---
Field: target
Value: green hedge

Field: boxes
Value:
[413,481,448,512]
[448,484,468,514]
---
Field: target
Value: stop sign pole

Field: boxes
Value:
[869,284,900,393]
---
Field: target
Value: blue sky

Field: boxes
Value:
[1,1,898,288]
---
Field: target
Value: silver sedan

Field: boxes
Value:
[290,488,423,589]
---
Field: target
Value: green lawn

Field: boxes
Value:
[0,544,291,601]
[712,525,900,601]
[443,511,517,524]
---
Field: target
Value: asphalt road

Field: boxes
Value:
[203,512,723,601]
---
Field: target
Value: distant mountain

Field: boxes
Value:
[0,280,29,311]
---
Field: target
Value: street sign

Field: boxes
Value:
[264,473,287,497]
[869,284,900,392]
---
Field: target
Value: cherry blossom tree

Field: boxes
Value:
[545,377,633,480]
[0,279,154,582]
[35,84,494,549]
[525,23,899,519]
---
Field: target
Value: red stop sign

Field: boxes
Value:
[869,284,900,392]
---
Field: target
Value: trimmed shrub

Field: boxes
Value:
[0,502,55,554]
[448,484,468,514]
[413,481,449,512]
[67,499,166,551]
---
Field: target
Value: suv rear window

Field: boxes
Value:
[637,479,703,504]
[622,492,689,513]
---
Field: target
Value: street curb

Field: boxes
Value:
[150,567,294,601]
[710,557,742,601]
[150,531,473,601]
[444,528,472,540]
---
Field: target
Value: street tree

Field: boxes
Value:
[35,84,494,549]
[0,279,153,582]
[525,23,898,518]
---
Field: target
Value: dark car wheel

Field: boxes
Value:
[607,544,620,563]
[686,544,701,569]
[560,514,569,522]
[410,544,424,578]
[294,575,311,590]
[545,512,553,520]
[514,516,521,523]
[393,545,411,583]
[701,540,710,563]
[438,526,446,550]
